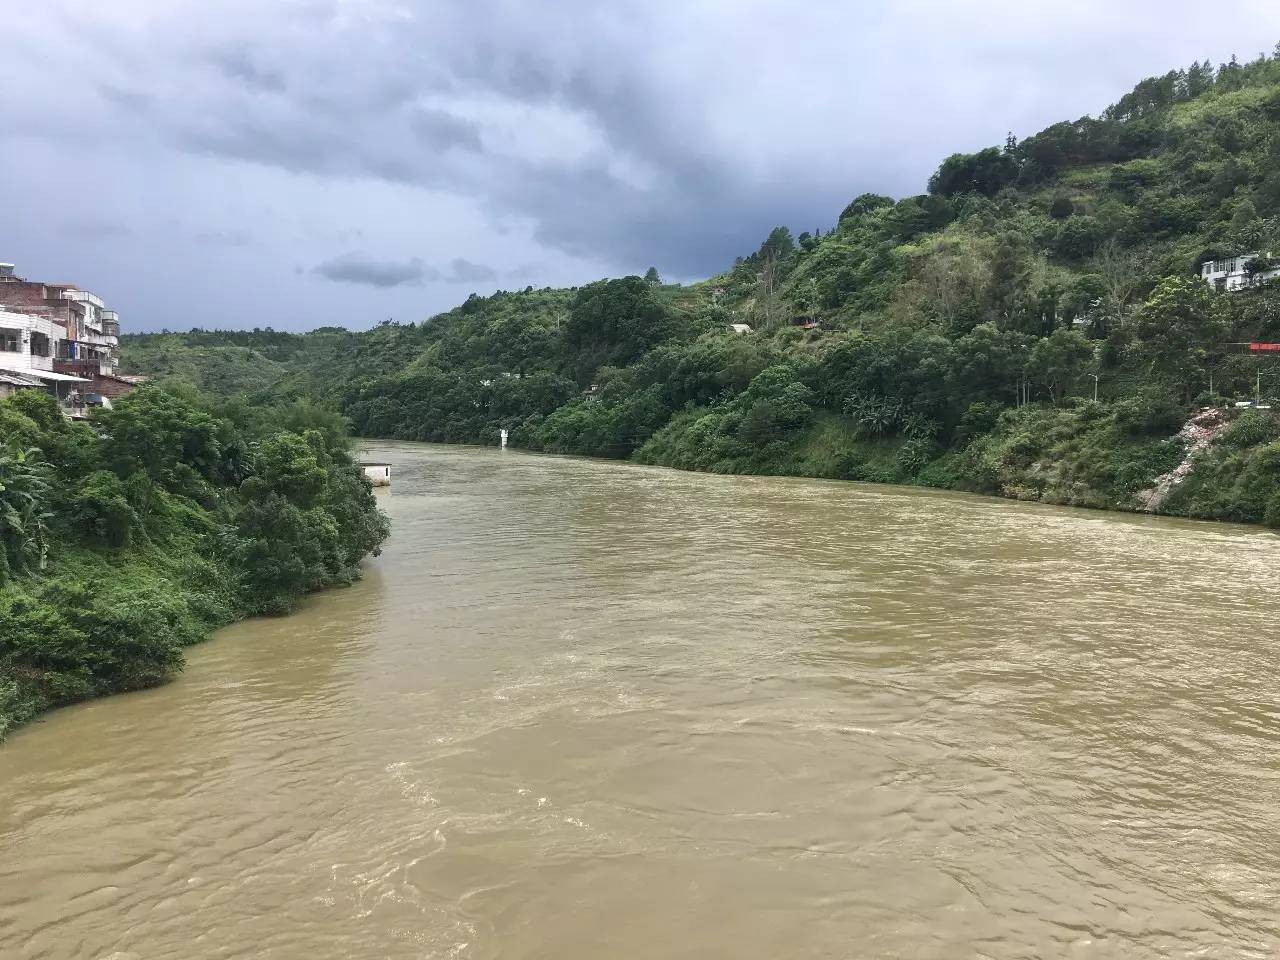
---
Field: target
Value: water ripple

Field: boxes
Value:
[2,443,1279,958]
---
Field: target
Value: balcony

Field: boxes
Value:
[54,357,110,378]
[58,289,105,309]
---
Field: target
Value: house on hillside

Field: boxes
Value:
[1200,253,1280,291]
[0,261,135,415]
[0,307,92,410]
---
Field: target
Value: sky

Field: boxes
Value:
[3,1,1280,333]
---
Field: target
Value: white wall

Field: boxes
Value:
[362,464,391,486]
[0,310,63,372]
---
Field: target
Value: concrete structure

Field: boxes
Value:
[0,309,64,375]
[0,262,132,414]
[0,370,46,400]
[361,462,391,487]
[0,308,91,409]
[728,323,753,334]
[1200,253,1280,291]
[0,268,120,372]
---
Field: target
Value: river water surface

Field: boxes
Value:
[3,443,1280,958]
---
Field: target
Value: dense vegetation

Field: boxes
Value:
[0,387,388,737]
[125,50,1280,529]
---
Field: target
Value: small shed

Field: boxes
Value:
[0,370,43,400]
[728,323,753,334]
[360,462,391,487]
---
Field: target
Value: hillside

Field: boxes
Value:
[124,50,1280,527]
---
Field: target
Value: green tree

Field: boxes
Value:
[987,233,1032,327]
[756,226,797,262]
[838,193,894,223]
[1026,329,1094,404]
[563,277,673,380]
[929,147,1019,197]
[1130,276,1226,400]
[95,386,223,492]
[947,323,1033,406]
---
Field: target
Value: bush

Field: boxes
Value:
[1049,196,1075,219]
[1222,410,1279,448]
[0,677,40,738]
[1113,392,1187,436]
[69,471,144,548]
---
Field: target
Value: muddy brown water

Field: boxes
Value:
[3,443,1280,958]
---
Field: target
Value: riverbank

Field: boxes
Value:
[391,399,1280,532]
[0,387,389,740]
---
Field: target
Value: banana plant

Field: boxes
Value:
[0,446,53,584]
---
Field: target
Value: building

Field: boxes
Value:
[1200,253,1280,291]
[0,307,93,409]
[728,323,753,334]
[0,370,48,400]
[360,462,391,487]
[0,262,134,414]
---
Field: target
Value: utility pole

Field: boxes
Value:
[1089,373,1099,402]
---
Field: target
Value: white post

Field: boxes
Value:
[499,428,508,449]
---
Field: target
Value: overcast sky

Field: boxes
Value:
[3,1,1280,333]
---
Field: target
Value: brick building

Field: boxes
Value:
[0,261,134,414]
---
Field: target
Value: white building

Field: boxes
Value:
[0,309,60,373]
[0,262,122,377]
[360,462,391,487]
[0,308,91,405]
[1200,253,1280,291]
[0,262,134,414]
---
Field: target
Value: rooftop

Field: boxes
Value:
[0,365,89,383]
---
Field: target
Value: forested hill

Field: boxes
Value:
[126,50,1280,527]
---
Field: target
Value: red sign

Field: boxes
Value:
[1248,343,1280,352]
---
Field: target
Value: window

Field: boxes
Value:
[29,332,50,357]
[0,328,19,352]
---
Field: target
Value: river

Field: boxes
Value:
[2,442,1280,958]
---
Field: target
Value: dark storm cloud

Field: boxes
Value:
[212,48,287,93]
[411,109,483,152]
[5,0,1280,331]
[446,258,497,283]
[97,84,152,113]
[315,254,434,288]
[13,0,882,275]
[314,254,499,287]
